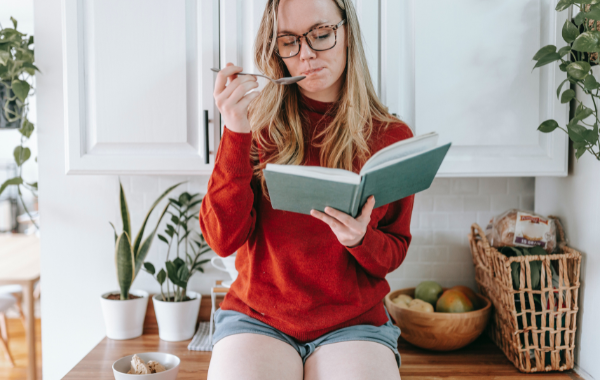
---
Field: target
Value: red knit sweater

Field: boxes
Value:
[199,94,415,342]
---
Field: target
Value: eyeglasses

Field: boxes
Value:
[275,19,346,59]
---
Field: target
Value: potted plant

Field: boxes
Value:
[100,180,183,340]
[143,191,210,341]
[0,17,40,230]
[533,2,600,161]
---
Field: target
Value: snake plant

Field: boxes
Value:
[110,180,184,300]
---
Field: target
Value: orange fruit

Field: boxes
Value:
[451,285,481,310]
[436,289,474,313]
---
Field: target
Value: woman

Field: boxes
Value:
[200,0,414,379]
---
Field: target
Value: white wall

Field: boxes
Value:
[536,149,599,380]
[34,0,538,378]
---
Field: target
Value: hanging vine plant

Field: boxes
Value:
[0,17,41,229]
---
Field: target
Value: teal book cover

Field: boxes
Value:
[263,142,452,218]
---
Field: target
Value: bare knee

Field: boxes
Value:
[208,333,303,380]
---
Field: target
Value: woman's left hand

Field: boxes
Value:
[310,195,376,248]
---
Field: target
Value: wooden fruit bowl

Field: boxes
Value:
[384,287,492,351]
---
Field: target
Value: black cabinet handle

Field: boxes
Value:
[204,110,210,164]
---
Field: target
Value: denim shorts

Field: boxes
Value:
[212,308,402,368]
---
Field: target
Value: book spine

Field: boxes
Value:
[350,179,366,218]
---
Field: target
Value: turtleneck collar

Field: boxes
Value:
[299,92,338,116]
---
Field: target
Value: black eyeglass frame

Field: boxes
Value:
[275,19,346,59]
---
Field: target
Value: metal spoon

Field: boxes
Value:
[211,67,305,85]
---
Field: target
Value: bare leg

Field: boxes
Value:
[304,341,400,380]
[208,333,303,380]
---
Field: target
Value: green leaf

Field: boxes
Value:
[538,119,559,133]
[561,89,575,103]
[132,181,184,259]
[585,4,600,20]
[556,0,574,11]
[173,257,185,269]
[143,262,156,275]
[177,264,189,286]
[563,20,580,43]
[171,215,180,225]
[573,141,587,149]
[575,104,594,122]
[115,232,134,300]
[567,121,588,142]
[567,61,591,80]
[134,202,171,279]
[109,221,118,245]
[157,269,166,285]
[572,31,600,52]
[556,79,569,99]
[13,146,31,166]
[19,118,34,138]
[166,261,186,288]
[584,123,599,144]
[557,46,572,57]
[11,80,29,102]
[559,62,570,72]
[158,234,169,244]
[10,16,17,29]
[27,181,37,190]
[533,53,561,69]
[574,11,586,27]
[0,177,23,196]
[119,181,132,246]
[576,146,587,159]
[583,74,600,91]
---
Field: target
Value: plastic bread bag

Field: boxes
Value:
[487,209,557,254]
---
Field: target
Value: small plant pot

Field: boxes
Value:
[153,291,201,342]
[100,290,149,340]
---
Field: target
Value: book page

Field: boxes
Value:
[265,164,361,184]
[360,132,439,175]
[362,144,440,174]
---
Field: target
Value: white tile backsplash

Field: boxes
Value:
[120,176,534,295]
[390,177,535,292]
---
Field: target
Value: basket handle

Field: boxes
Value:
[548,215,567,248]
[471,222,491,250]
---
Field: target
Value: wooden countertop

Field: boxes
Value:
[64,296,583,379]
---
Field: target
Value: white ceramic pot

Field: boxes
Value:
[100,290,149,340]
[153,291,201,341]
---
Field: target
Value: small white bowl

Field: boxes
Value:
[112,352,180,380]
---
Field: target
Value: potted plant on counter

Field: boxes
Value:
[143,191,210,341]
[100,180,183,340]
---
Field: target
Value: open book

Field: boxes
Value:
[263,132,451,217]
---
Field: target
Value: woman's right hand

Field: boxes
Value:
[213,62,260,134]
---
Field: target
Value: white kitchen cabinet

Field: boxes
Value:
[63,0,569,176]
[380,0,569,176]
[62,0,220,175]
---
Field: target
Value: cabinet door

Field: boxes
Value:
[379,0,569,176]
[63,0,218,175]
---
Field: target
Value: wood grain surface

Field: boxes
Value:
[63,294,584,380]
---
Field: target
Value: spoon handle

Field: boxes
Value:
[210,67,269,80]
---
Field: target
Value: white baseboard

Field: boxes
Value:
[575,364,596,380]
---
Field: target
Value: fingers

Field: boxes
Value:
[356,196,376,223]
[227,78,260,105]
[213,63,242,96]
[236,90,261,110]
[310,209,344,230]
[323,206,363,232]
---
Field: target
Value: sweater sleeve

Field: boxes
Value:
[199,125,258,257]
[345,121,416,278]
[346,194,414,278]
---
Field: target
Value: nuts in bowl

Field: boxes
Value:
[112,352,180,380]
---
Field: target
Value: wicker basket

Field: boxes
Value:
[468,216,581,373]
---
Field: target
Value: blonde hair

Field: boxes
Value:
[249,0,402,200]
